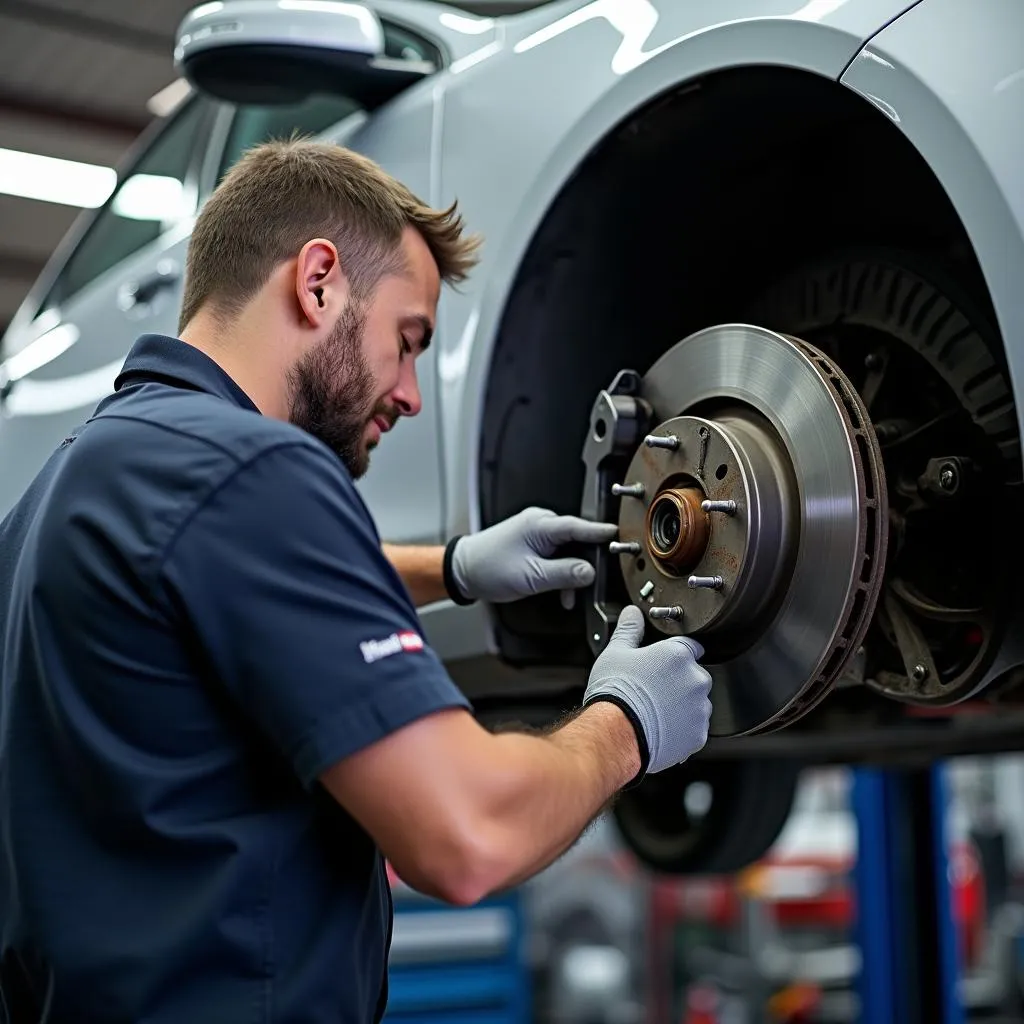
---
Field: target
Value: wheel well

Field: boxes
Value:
[478,65,1009,667]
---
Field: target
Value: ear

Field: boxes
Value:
[294,238,350,327]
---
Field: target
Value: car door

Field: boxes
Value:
[0,97,215,516]
[205,23,448,546]
[322,96,446,547]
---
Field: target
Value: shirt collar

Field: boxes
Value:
[113,334,260,414]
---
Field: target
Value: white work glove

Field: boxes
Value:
[583,605,713,779]
[445,506,618,605]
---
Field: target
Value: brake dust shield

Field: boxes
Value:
[580,324,888,737]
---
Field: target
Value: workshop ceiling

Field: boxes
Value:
[0,0,547,345]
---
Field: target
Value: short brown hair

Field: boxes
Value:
[178,136,481,332]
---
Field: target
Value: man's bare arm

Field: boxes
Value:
[320,605,712,906]
[382,544,448,607]
[320,701,640,905]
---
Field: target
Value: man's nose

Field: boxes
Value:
[391,370,422,417]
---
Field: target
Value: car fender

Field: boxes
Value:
[838,0,1024,448]
[433,0,926,537]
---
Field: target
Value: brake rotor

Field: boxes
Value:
[581,324,888,737]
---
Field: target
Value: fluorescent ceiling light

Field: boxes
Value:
[0,146,116,208]
[147,77,192,117]
[0,146,186,220]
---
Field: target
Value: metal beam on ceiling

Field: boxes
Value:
[0,89,147,142]
[2,0,170,53]
[0,253,47,281]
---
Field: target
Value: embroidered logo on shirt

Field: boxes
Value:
[360,630,425,664]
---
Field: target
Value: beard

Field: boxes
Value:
[286,300,392,479]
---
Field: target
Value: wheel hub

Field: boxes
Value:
[645,483,709,574]
[617,412,797,640]
[581,324,888,738]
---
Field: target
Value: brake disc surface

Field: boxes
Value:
[582,324,888,737]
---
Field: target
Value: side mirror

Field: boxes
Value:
[174,0,436,109]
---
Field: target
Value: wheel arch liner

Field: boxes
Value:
[839,0,1024,450]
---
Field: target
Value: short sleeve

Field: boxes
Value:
[157,439,472,788]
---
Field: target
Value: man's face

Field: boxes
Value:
[287,227,440,478]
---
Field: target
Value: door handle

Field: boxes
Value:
[117,258,180,313]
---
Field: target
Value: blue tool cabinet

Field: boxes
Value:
[385,876,531,1024]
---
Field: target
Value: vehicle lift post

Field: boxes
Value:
[852,762,964,1024]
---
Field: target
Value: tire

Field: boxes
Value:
[610,757,802,876]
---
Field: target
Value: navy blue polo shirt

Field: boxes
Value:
[0,334,472,1023]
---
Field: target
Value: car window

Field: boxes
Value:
[216,20,442,181]
[383,21,441,63]
[217,93,363,182]
[44,98,208,310]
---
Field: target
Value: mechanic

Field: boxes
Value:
[0,139,713,1024]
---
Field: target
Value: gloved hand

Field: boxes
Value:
[583,605,712,778]
[447,506,618,604]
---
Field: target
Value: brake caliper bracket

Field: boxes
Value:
[579,369,652,656]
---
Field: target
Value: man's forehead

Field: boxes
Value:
[382,260,437,309]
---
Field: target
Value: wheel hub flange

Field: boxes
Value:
[616,413,798,642]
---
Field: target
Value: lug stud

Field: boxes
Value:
[644,434,680,451]
[612,482,645,498]
[688,575,723,590]
[649,605,684,620]
[609,541,641,555]
[701,499,736,515]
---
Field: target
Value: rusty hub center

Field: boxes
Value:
[645,486,709,572]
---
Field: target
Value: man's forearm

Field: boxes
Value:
[449,702,640,899]
[321,698,643,906]
[382,544,450,607]
[491,703,639,885]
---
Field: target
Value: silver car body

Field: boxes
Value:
[2,0,1023,679]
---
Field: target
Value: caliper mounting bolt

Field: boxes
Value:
[609,541,641,556]
[644,434,680,451]
[649,605,684,621]
[912,663,929,683]
[611,482,645,498]
[701,499,737,515]
[688,575,724,590]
